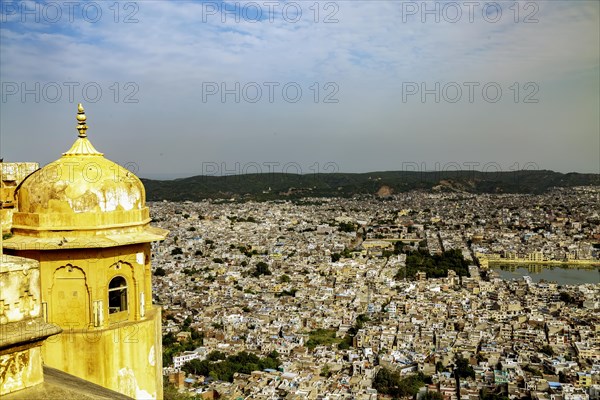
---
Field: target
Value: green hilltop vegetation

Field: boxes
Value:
[142,170,599,201]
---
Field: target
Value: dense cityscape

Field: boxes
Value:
[1,1,598,399]
[152,187,600,399]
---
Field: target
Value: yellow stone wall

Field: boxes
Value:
[1,162,39,234]
[42,306,162,399]
[1,163,39,184]
[1,208,14,235]
[0,346,44,395]
[0,255,41,324]
[15,244,152,326]
[10,244,162,399]
[0,254,61,396]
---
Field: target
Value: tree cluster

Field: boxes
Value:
[275,288,297,297]
[397,248,470,279]
[331,247,353,262]
[162,329,204,366]
[337,221,356,233]
[373,369,430,397]
[306,329,342,349]
[181,351,280,382]
[252,261,271,277]
[338,313,370,350]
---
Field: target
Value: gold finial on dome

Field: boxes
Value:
[76,103,88,137]
[63,103,103,156]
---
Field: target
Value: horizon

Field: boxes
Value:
[138,167,600,181]
[1,1,599,177]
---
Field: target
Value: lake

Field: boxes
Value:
[492,264,600,286]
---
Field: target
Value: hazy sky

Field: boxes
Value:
[1,0,598,179]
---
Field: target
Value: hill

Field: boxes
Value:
[141,170,600,201]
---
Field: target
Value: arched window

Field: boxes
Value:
[108,276,128,314]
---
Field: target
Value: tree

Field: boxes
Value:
[163,376,190,400]
[480,388,510,400]
[170,247,183,256]
[253,261,271,277]
[182,350,280,382]
[338,339,350,350]
[338,221,355,233]
[373,368,428,397]
[191,329,203,343]
[154,267,167,276]
[207,351,226,361]
[397,248,470,280]
[280,274,291,283]
[559,371,568,383]
[436,361,445,372]
[455,356,475,379]
[539,345,554,357]
[423,391,444,400]
[162,332,177,346]
[276,288,297,297]
[559,292,575,304]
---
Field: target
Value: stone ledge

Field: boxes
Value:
[2,365,134,400]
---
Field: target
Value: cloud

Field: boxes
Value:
[1,0,598,175]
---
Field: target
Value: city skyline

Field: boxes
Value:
[1,0,599,178]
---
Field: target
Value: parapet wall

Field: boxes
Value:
[1,162,39,234]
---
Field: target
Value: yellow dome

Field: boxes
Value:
[5,104,167,249]
[17,156,145,215]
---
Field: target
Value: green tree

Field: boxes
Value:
[559,371,568,383]
[207,351,226,361]
[423,391,444,400]
[397,248,470,280]
[436,361,445,372]
[162,332,177,346]
[163,376,191,400]
[539,345,555,356]
[253,261,271,277]
[373,368,428,397]
[182,351,280,382]
[338,221,355,233]
[455,356,475,379]
[306,329,342,349]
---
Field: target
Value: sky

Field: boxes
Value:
[1,0,599,179]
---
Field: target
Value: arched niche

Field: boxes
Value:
[50,264,90,328]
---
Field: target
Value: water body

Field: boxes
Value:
[492,264,600,285]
